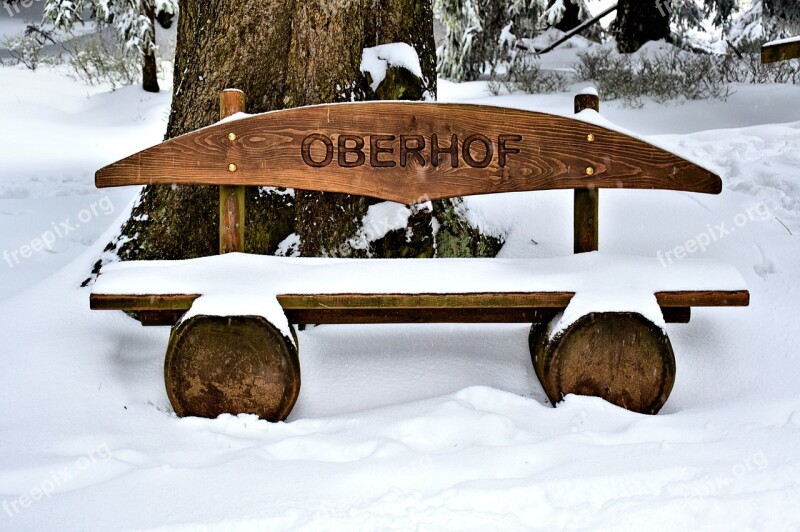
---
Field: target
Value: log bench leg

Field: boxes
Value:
[165,315,300,421]
[529,312,676,415]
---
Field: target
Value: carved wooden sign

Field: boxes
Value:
[96,102,721,204]
[299,132,524,170]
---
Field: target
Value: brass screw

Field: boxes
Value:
[228,133,237,141]
[586,167,595,176]
[228,163,238,172]
[587,133,595,142]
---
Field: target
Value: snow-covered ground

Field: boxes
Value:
[2,48,800,529]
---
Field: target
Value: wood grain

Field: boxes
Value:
[90,290,745,325]
[530,312,676,414]
[762,39,800,64]
[573,93,601,253]
[654,290,750,307]
[165,315,300,421]
[574,189,599,253]
[95,103,723,203]
[219,90,247,254]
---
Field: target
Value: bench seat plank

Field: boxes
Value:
[90,291,748,312]
[92,290,741,326]
[91,253,748,325]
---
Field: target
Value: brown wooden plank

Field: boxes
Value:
[574,93,600,253]
[89,292,574,312]
[95,103,722,202]
[139,310,189,326]
[110,306,694,327]
[654,290,750,307]
[762,39,800,64]
[574,189,599,253]
[90,293,200,311]
[276,292,576,310]
[90,290,746,328]
[285,307,562,324]
[219,89,247,254]
[662,307,690,324]
[90,291,750,312]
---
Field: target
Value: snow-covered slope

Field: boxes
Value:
[1,57,800,529]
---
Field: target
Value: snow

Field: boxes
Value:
[0,18,29,41]
[3,37,800,529]
[764,35,800,47]
[275,233,301,257]
[360,43,424,93]
[350,201,413,250]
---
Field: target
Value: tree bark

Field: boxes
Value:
[142,0,160,93]
[613,0,670,53]
[551,0,582,32]
[93,0,500,272]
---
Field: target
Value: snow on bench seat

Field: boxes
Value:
[91,252,749,339]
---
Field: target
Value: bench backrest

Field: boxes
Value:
[96,100,721,204]
[96,89,722,255]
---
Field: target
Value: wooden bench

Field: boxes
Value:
[90,89,749,420]
[762,36,800,64]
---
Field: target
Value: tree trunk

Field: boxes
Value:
[613,0,670,53]
[142,0,160,93]
[551,0,582,32]
[92,0,500,272]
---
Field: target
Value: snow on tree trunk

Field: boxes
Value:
[95,0,501,270]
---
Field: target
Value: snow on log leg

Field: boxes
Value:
[165,315,300,421]
[529,312,676,415]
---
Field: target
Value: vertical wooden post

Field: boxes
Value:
[219,89,246,254]
[574,91,600,254]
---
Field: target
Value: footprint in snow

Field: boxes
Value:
[753,260,777,280]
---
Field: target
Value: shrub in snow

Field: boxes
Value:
[1,26,61,71]
[575,46,732,107]
[66,32,141,88]
[490,54,570,95]
[576,41,798,107]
